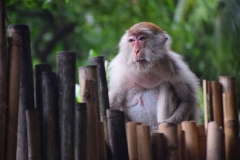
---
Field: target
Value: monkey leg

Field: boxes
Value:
[157,81,179,123]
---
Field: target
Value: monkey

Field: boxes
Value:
[108,22,199,130]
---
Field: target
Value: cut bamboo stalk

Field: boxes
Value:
[223,92,239,160]
[224,120,239,160]
[219,76,236,93]
[197,125,206,160]
[79,65,100,121]
[26,109,43,160]
[206,122,224,160]
[203,80,208,131]
[126,122,140,160]
[0,0,7,158]
[9,24,35,160]
[98,122,107,160]
[90,56,110,144]
[207,81,214,121]
[34,64,52,160]
[151,132,166,160]
[74,103,88,160]
[137,124,152,160]
[34,64,52,112]
[42,71,60,160]
[6,36,21,160]
[178,124,187,160]
[57,51,76,160]
[208,81,223,127]
[90,56,110,121]
[182,121,200,160]
[158,122,178,160]
[107,109,129,160]
[222,92,238,123]
[79,66,100,160]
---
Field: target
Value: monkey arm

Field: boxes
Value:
[109,87,126,110]
[163,83,198,124]
[156,82,198,124]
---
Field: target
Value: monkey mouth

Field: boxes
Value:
[136,59,147,63]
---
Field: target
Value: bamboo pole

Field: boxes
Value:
[107,109,129,160]
[197,125,206,160]
[206,122,224,160]
[151,132,166,160]
[79,66,99,160]
[34,64,52,110]
[208,81,223,127]
[98,122,107,160]
[5,36,21,160]
[137,125,152,160]
[90,56,110,121]
[207,82,214,121]
[182,121,200,160]
[9,24,35,160]
[34,64,52,160]
[222,92,238,124]
[0,0,7,158]
[78,65,99,120]
[126,122,140,160]
[74,103,88,160]
[219,76,236,93]
[158,122,178,160]
[90,56,110,144]
[26,109,43,160]
[42,71,60,160]
[220,76,239,159]
[177,124,187,160]
[223,92,239,160]
[57,51,76,160]
[203,80,208,132]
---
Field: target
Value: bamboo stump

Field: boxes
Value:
[158,122,178,160]
[42,71,60,160]
[9,24,35,160]
[74,103,88,160]
[57,51,76,160]
[206,122,224,160]
[79,66,100,160]
[182,121,199,160]
[107,109,129,160]
[26,109,43,160]
[137,124,152,160]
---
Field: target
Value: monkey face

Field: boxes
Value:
[118,22,170,73]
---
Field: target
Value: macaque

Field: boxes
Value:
[108,22,199,130]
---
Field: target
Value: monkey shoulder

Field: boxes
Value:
[167,51,199,87]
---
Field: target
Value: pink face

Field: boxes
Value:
[128,33,147,63]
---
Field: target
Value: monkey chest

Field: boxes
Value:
[124,89,158,126]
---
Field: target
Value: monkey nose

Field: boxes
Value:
[135,49,140,54]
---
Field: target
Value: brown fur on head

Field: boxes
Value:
[128,22,164,35]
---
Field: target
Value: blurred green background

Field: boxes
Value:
[5,0,240,121]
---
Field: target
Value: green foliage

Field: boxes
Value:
[215,0,240,76]
[5,0,240,118]
[198,88,204,124]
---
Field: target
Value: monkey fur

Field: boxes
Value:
[108,22,199,129]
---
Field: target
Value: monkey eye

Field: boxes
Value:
[128,38,135,43]
[138,36,146,41]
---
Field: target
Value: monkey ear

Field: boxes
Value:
[163,31,171,48]
[164,37,168,43]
